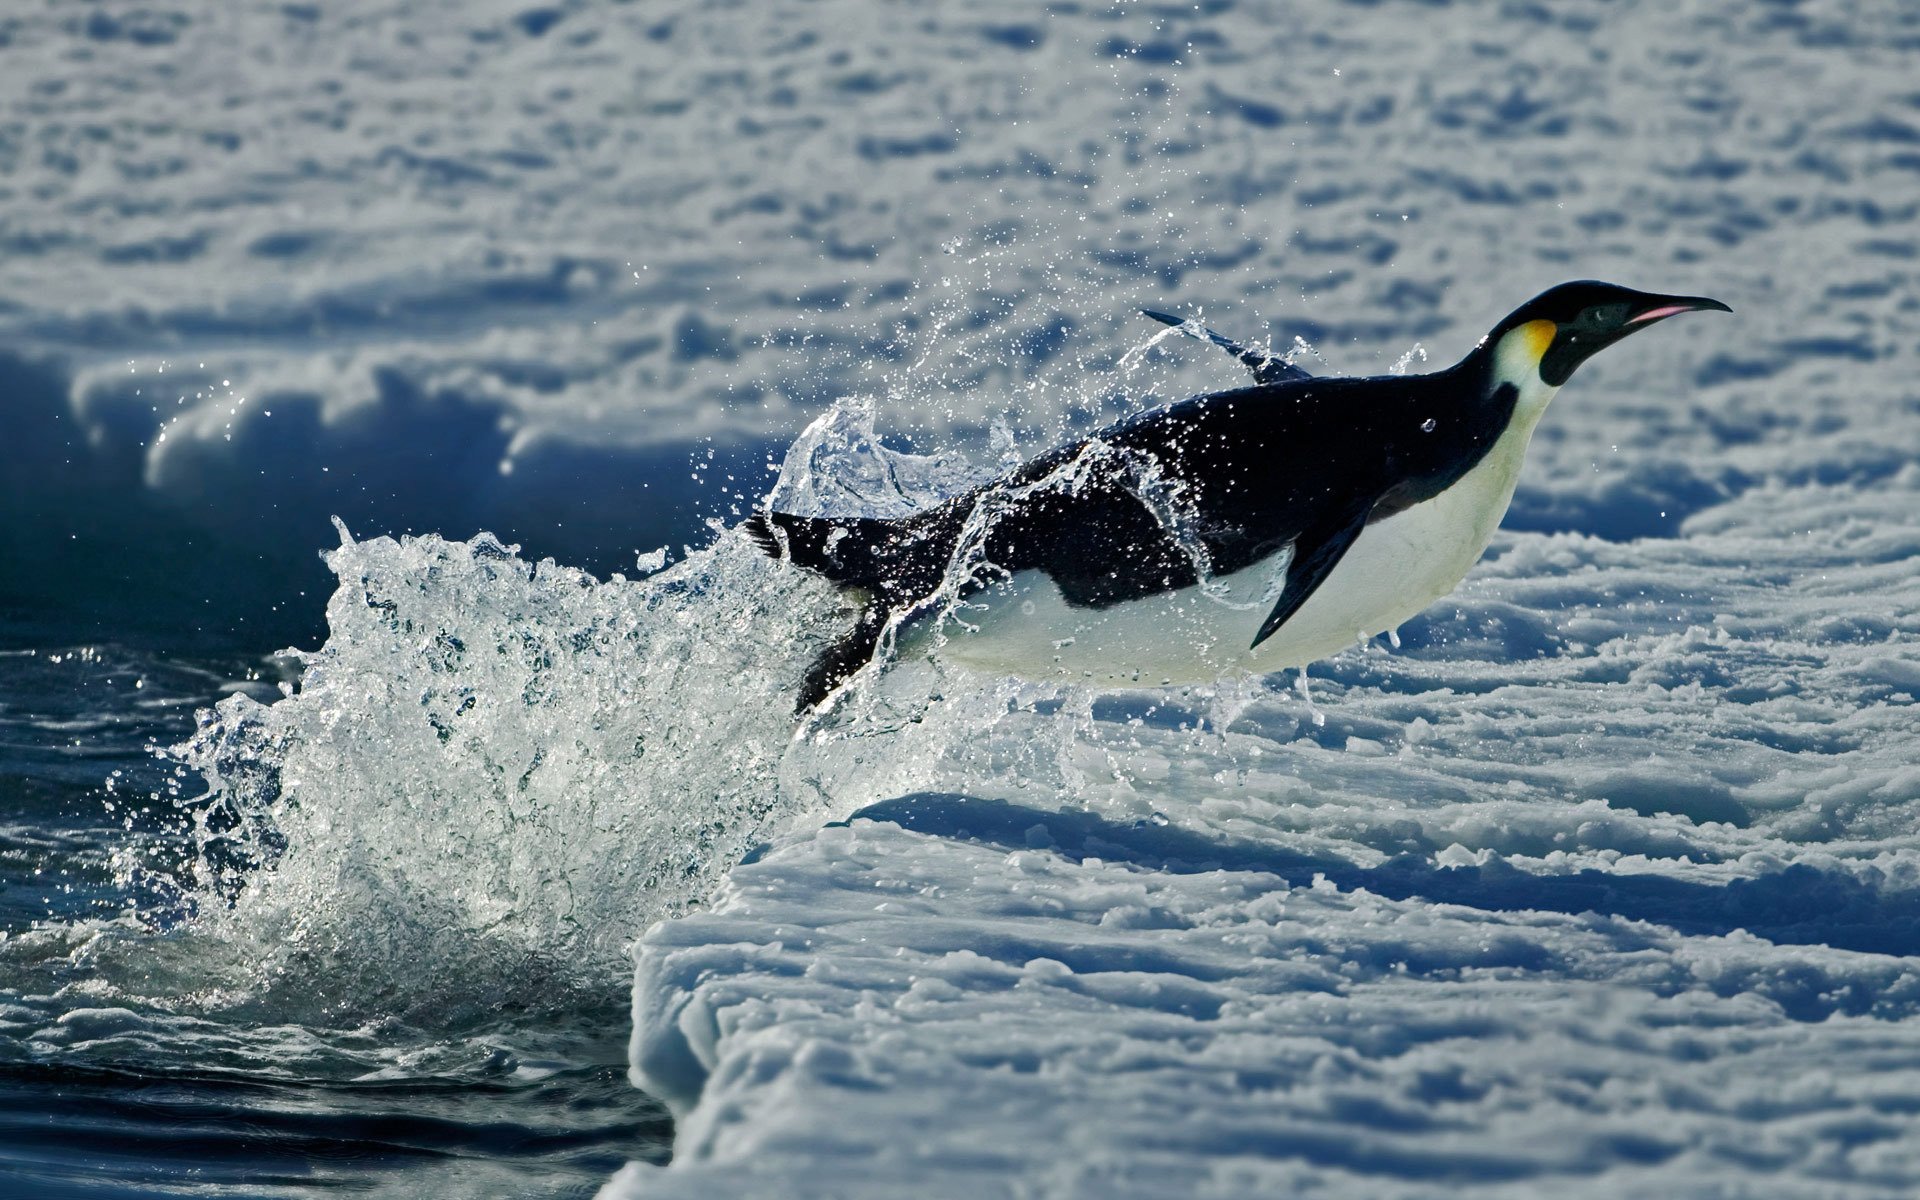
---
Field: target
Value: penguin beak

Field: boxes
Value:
[1627,295,1733,325]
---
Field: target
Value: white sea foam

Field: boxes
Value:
[153,525,828,1015]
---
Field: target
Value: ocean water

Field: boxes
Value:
[4,0,1920,1195]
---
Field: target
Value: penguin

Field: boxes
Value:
[745,281,1730,712]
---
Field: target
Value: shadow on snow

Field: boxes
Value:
[843,793,1920,1020]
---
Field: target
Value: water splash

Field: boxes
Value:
[110,407,1041,1018]
[145,520,855,1019]
[1391,343,1429,375]
[135,381,1344,1022]
[766,395,995,519]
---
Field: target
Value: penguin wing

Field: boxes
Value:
[1249,504,1373,650]
[1140,309,1313,385]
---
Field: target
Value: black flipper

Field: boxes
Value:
[1141,309,1314,385]
[1249,505,1373,650]
[796,604,890,714]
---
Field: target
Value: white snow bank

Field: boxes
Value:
[609,453,1920,1193]
[614,817,1920,1198]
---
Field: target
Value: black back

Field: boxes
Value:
[749,354,1519,709]
[755,353,1513,614]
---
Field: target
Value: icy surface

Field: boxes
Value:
[619,824,1920,1198]
[610,470,1920,1196]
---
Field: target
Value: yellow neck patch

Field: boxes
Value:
[1490,319,1559,387]
[1514,319,1556,365]
[1490,318,1565,417]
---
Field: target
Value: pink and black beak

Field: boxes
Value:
[1626,293,1734,326]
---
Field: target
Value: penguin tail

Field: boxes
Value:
[741,510,904,713]
[740,510,786,558]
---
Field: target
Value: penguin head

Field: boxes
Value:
[1488,281,1731,387]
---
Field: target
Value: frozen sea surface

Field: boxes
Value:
[618,471,1920,1196]
[1,0,1917,1195]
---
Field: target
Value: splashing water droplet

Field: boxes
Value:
[1294,667,1326,727]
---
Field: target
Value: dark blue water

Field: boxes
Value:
[0,1055,664,1199]
[0,634,673,1197]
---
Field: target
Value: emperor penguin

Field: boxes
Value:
[745,281,1730,712]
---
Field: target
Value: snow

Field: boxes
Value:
[606,462,1920,1196]
[612,820,1920,1198]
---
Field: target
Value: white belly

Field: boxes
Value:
[910,403,1549,686]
